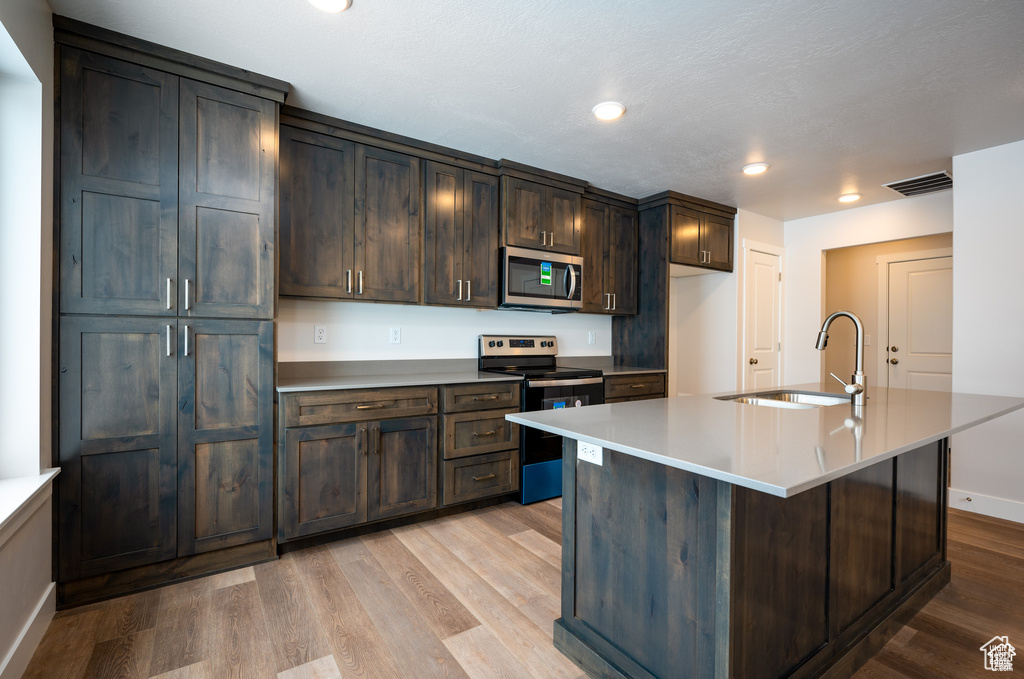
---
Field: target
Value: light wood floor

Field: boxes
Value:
[24,504,1023,678]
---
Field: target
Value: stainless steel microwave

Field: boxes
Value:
[501,246,583,311]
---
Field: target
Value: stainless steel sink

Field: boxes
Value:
[715,390,851,409]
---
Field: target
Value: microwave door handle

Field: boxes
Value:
[567,265,577,300]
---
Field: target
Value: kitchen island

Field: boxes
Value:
[506,385,1024,679]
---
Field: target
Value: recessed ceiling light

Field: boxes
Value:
[309,0,351,12]
[742,163,769,175]
[838,193,862,203]
[592,102,626,121]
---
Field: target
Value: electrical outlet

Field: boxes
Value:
[390,327,401,344]
[314,326,327,344]
[588,331,596,345]
[578,441,603,466]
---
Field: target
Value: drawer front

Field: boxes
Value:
[604,373,666,401]
[606,393,664,404]
[283,387,438,427]
[442,382,520,413]
[443,409,520,460]
[442,450,518,506]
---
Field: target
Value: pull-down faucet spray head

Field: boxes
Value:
[814,331,829,350]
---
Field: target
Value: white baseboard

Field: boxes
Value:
[949,488,1024,524]
[0,582,55,679]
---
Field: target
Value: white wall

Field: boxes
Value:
[0,1,54,676]
[669,209,784,396]
[949,139,1024,522]
[782,192,953,384]
[278,298,613,362]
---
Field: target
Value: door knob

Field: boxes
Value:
[890,345,899,352]
[890,358,899,365]
[749,358,758,365]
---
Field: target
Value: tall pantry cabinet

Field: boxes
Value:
[54,19,287,602]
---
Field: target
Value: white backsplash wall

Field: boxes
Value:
[278,298,613,362]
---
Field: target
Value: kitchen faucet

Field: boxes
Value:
[815,310,867,406]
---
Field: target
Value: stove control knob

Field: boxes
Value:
[488,341,495,347]
[539,341,545,347]
[497,341,504,347]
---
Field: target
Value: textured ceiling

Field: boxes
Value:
[48,0,1024,220]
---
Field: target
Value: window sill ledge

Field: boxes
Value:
[0,468,59,550]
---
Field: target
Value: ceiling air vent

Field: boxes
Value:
[883,171,952,197]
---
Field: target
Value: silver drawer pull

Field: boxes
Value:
[473,474,496,482]
[472,430,498,437]
[629,384,646,389]
[356,403,387,410]
[472,395,499,401]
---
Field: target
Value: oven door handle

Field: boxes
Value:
[526,376,603,388]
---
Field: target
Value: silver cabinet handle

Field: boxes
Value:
[166,278,172,310]
[346,269,352,294]
[166,325,172,357]
[466,280,471,302]
[184,278,190,310]
[612,293,616,311]
[183,325,189,357]
[457,279,462,301]
[358,270,363,295]
[540,230,547,246]
[604,293,610,310]
[550,233,555,247]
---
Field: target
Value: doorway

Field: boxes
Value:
[822,233,953,389]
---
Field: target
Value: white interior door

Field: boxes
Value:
[743,249,781,390]
[887,257,952,390]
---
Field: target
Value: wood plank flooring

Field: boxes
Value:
[24,504,1023,678]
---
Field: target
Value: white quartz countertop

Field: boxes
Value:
[505,383,1024,498]
[277,371,522,393]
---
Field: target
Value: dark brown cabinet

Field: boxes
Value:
[581,198,638,315]
[278,388,440,542]
[603,372,666,403]
[423,161,500,308]
[669,203,734,272]
[279,126,421,303]
[59,48,276,320]
[58,315,178,581]
[502,176,582,255]
[176,319,274,555]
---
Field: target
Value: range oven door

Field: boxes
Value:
[502,246,583,310]
[522,376,604,465]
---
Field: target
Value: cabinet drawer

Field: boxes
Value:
[443,450,519,506]
[283,387,438,427]
[443,409,520,460]
[442,382,520,413]
[604,373,666,401]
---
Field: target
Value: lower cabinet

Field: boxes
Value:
[58,315,273,581]
[603,372,666,403]
[278,387,440,542]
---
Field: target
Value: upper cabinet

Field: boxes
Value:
[668,200,735,273]
[581,194,639,315]
[500,163,585,255]
[423,161,500,308]
[279,124,421,303]
[59,47,277,319]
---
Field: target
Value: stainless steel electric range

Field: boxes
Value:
[478,335,603,504]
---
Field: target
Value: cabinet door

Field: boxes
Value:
[354,145,421,303]
[895,442,942,582]
[368,416,438,521]
[581,200,609,313]
[608,206,638,315]
[279,126,355,298]
[669,205,703,266]
[423,161,464,306]
[548,187,582,255]
[463,171,500,308]
[178,80,276,319]
[177,319,273,555]
[58,316,177,580]
[280,423,367,540]
[503,177,545,249]
[702,213,734,272]
[59,48,179,316]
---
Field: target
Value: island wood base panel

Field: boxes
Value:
[557,438,948,679]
